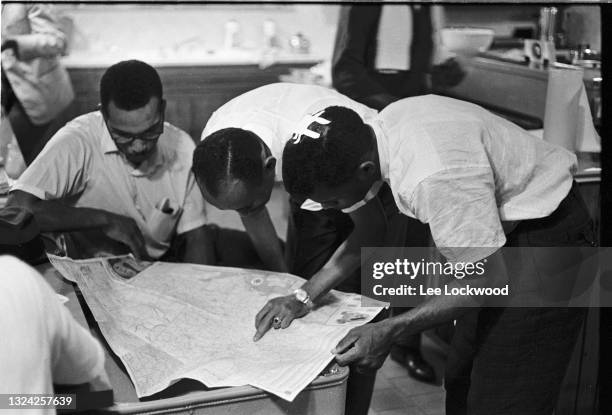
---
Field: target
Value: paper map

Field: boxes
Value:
[48,255,386,401]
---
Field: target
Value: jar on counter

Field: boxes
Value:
[224,20,242,50]
[263,19,280,49]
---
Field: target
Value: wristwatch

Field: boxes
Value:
[293,288,314,310]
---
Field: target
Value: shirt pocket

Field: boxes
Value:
[146,198,183,244]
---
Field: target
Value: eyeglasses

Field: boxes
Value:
[101,100,166,145]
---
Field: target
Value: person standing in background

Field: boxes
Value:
[1,3,74,165]
[332,3,464,111]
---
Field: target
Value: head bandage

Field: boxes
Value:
[290,110,331,144]
[341,181,384,213]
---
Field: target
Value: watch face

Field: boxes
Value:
[295,289,308,302]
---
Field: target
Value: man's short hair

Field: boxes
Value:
[100,60,163,113]
[193,128,265,198]
[282,106,371,197]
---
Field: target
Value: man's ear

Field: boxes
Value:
[263,156,276,172]
[356,160,376,180]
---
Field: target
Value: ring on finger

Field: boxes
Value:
[273,316,282,329]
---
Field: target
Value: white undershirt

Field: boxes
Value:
[375,5,413,71]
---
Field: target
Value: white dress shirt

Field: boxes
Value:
[12,112,207,259]
[374,95,577,262]
[202,83,378,182]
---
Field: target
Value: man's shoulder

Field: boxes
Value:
[59,111,100,136]
[384,94,450,112]
[382,95,488,128]
[41,112,101,154]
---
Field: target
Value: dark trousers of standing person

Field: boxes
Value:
[1,69,55,165]
[445,181,594,415]
[285,183,428,415]
[166,224,267,268]
[385,215,436,384]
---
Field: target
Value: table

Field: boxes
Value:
[39,263,348,414]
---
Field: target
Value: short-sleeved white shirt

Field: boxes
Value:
[202,83,378,182]
[0,255,106,410]
[12,112,207,259]
[375,95,577,262]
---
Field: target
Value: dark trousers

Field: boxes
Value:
[162,224,263,268]
[285,183,429,415]
[2,70,50,165]
[445,182,594,415]
[1,69,73,166]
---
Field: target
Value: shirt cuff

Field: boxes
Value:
[439,235,506,264]
[9,182,47,200]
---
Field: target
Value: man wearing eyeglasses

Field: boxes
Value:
[7,60,215,264]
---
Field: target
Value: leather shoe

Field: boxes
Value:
[390,345,436,384]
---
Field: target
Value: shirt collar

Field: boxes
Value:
[99,112,120,154]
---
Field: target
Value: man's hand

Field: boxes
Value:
[102,214,148,260]
[431,57,466,89]
[253,295,310,342]
[332,320,395,371]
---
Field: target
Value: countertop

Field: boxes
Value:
[477,51,601,82]
[62,48,325,69]
[528,129,600,183]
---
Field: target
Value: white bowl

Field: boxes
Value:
[440,27,495,55]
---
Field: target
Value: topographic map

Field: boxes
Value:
[49,255,386,401]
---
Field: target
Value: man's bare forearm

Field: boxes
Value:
[241,207,287,272]
[301,239,359,302]
[386,279,485,343]
[386,251,507,342]
[302,197,388,302]
[8,190,115,232]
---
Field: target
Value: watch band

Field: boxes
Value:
[293,288,314,309]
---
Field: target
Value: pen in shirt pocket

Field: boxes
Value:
[159,197,174,214]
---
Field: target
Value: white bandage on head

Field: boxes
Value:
[290,110,331,144]
[341,181,384,213]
